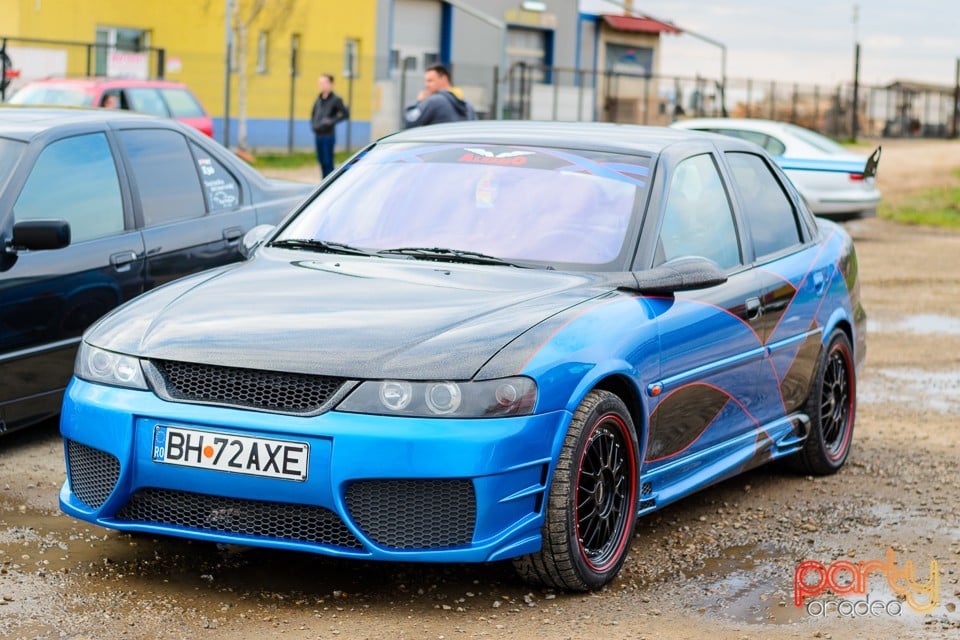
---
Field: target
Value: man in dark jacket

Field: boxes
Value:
[310,74,349,178]
[404,63,477,128]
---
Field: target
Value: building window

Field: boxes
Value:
[95,26,150,78]
[256,31,269,74]
[507,26,554,83]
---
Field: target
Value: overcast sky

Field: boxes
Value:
[581,0,959,87]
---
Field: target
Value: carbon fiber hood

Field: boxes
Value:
[84,248,614,379]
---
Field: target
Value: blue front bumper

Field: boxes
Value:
[59,378,570,562]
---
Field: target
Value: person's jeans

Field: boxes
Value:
[315,134,336,178]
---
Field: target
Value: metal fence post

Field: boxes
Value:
[952,58,959,138]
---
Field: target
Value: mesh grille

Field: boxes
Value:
[67,440,121,509]
[115,488,363,549]
[150,360,345,414]
[641,481,653,496]
[346,480,476,549]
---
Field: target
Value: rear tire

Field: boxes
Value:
[789,329,856,475]
[513,390,639,591]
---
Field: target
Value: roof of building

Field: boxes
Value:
[601,15,682,35]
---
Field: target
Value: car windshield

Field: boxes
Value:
[0,137,26,185]
[8,86,94,107]
[278,143,650,269]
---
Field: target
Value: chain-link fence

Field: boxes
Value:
[502,63,960,140]
[6,35,957,147]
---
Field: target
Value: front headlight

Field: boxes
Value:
[336,377,537,418]
[75,343,148,390]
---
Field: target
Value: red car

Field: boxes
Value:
[8,77,213,137]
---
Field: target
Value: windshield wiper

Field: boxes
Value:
[377,246,528,268]
[269,238,380,257]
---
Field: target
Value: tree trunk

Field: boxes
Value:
[237,21,249,151]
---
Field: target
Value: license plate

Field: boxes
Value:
[152,425,309,481]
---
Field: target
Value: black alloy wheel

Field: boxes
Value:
[514,389,640,590]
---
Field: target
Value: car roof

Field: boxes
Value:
[381,120,740,155]
[17,77,190,90]
[0,105,179,140]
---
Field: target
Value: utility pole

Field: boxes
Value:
[851,4,860,141]
[223,0,234,147]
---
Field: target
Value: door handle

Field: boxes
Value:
[812,270,827,295]
[223,226,244,244]
[109,251,139,272]
[745,296,762,321]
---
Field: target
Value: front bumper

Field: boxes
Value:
[59,378,569,563]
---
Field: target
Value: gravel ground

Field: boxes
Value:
[2,138,959,640]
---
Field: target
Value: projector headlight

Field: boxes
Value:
[337,377,537,418]
[75,343,148,390]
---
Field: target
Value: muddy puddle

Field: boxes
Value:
[869,313,960,336]
[859,367,960,413]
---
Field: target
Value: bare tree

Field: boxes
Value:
[223,0,300,150]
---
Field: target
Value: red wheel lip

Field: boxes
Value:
[825,341,855,462]
[573,412,638,573]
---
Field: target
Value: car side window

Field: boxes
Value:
[14,133,125,243]
[160,89,205,118]
[189,143,241,211]
[124,88,169,116]
[119,129,206,226]
[725,152,802,258]
[656,154,741,270]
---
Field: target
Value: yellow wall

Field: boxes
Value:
[4,0,377,121]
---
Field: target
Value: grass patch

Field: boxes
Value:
[879,168,960,228]
[250,150,354,170]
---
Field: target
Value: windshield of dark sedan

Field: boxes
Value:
[0,137,26,185]
[278,142,651,269]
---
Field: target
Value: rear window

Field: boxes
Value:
[159,88,205,117]
[8,86,94,107]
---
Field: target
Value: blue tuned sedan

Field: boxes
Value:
[59,122,866,591]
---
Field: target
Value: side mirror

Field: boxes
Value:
[239,224,275,259]
[12,219,71,251]
[617,256,728,295]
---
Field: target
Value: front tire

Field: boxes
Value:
[790,329,856,475]
[513,390,639,591]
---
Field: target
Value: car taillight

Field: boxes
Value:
[848,173,865,182]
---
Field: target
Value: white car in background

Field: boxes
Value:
[670,118,881,219]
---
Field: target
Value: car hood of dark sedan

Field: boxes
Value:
[85,248,619,379]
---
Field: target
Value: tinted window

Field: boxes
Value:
[0,137,26,186]
[14,133,124,242]
[279,143,650,269]
[726,152,801,258]
[657,154,740,270]
[124,88,168,116]
[160,88,205,117]
[190,143,241,211]
[119,129,205,226]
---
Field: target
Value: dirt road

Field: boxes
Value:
[2,139,959,640]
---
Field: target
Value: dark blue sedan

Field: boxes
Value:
[0,107,313,434]
[58,122,865,591]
